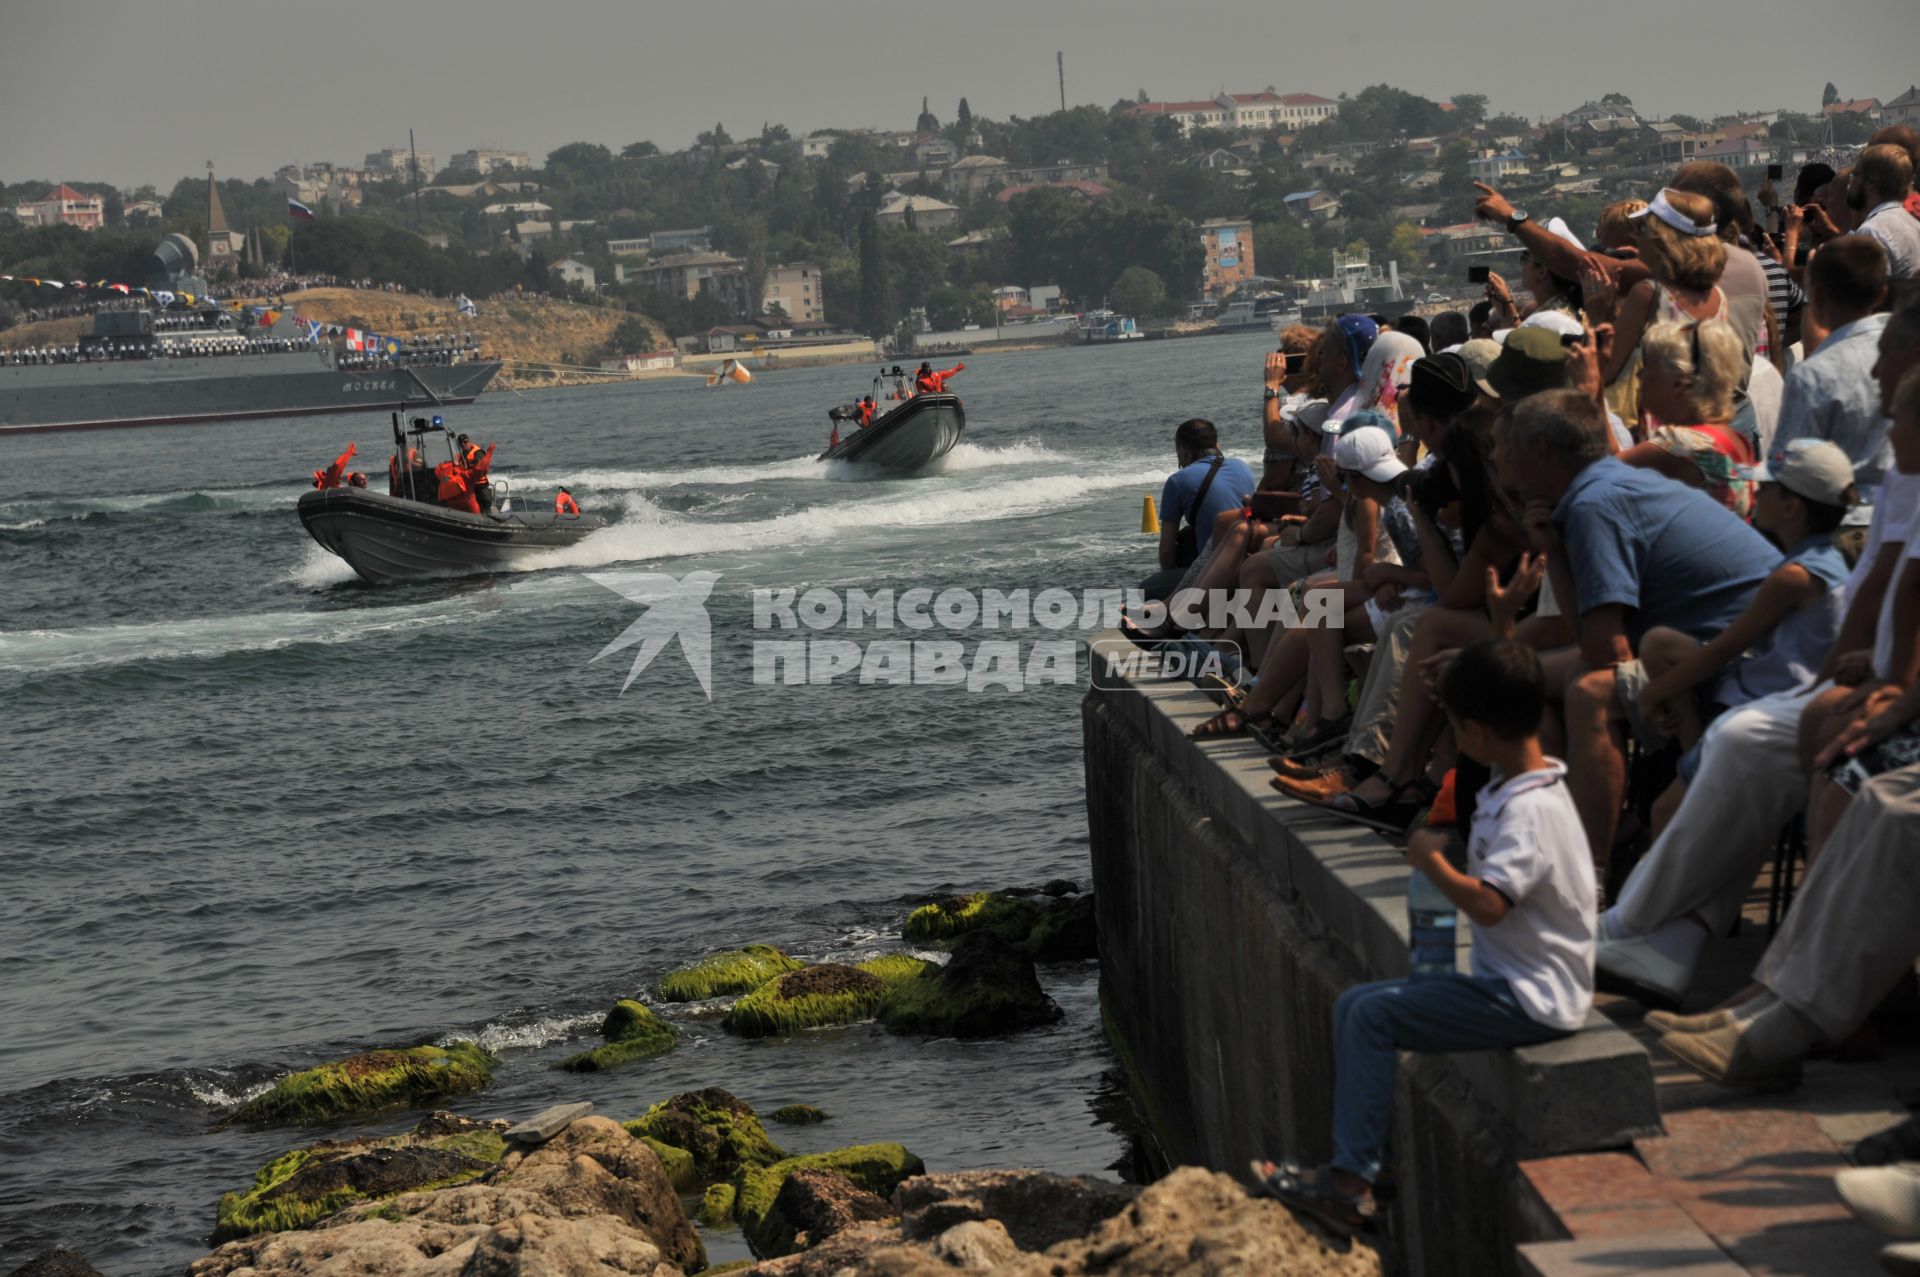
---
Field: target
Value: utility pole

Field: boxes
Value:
[1057,52,1066,114]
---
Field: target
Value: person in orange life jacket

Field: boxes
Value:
[346,472,368,488]
[434,460,482,514]
[387,447,423,496]
[555,487,581,516]
[313,442,357,489]
[917,361,965,394]
[857,396,876,427]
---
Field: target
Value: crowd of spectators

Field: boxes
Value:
[1135,132,1920,1255]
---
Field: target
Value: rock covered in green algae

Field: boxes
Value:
[733,1144,925,1258]
[1026,891,1098,961]
[212,1115,507,1241]
[880,933,1065,1038]
[659,944,806,1002]
[555,998,677,1072]
[721,963,883,1037]
[229,1042,497,1126]
[901,892,1046,943]
[768,1103,830,1125]
[640,1136,698,1190]
[623,1088,786,1182]
[699,1180,737,1224]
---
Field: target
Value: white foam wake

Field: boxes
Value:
[451,1011,603,1053]
[525,465,1168,572]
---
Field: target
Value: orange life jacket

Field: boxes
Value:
[435,462,481,513]
[314,441,357,489]
[857,399,875,427]
[555,491,580,516]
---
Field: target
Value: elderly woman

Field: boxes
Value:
[1619,318,1756,517]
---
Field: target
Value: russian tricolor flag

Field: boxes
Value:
[287,198,316,221]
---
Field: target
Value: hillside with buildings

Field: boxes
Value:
[6,77,1914,350]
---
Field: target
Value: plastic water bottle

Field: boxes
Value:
[1407,869,1457,977]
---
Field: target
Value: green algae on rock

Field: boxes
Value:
[230,1042,497,1126]
[623,1088,785,1182]
[659,945,806,1002]
[853,954,937,986]
[1026,891,1098,961]
[555,999,676,1072]
[699,1180,737,1225]
[768,1104,830,1126]
[879,933,1065,1038]
[732,1143,924,1258]
[639,1136,698,1191]
[901,892,1046,943]
[212,1120,506,1241]
[721,963,888,1037]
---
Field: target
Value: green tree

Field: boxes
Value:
[1252,218,1314,280]
[857,207,891,335]
[917,97,939,134]
[1387,221,1425,273]
[1822,82,1839,107]
[957,98,972,132]
[610,313,655,353]
[1668,114,1705,132]
[621,141,660,160]
[1108,265,1168,318]
[1449,94,1488,126]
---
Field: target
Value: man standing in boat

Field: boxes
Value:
[916,361,966,395]
[857,395,876,428]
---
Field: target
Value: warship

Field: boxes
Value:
[0,181,498,434]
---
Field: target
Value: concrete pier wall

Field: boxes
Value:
[1082,652,1662,1275]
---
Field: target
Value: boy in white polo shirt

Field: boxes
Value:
[1254,638,1597,1235]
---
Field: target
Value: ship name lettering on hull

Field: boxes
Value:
[341,379,398,393]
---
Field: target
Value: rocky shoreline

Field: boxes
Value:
[5,883,1370,1277]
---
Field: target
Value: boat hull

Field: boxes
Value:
[817,393,965,473]
[0,358,501,434]
[298,487,606,585]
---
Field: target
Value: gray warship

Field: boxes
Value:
[0,234,499,435]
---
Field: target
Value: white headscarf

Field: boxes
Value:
[1357,331,1425,431]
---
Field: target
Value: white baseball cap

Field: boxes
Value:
[1629,188,1717,238]
[1520,309,1585,338]
[1740,438,1856,507]
[1334,425,1407,483]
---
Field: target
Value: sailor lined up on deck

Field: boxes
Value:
[312,442,357,489]
[915,361,965,395]
[555,486,580,516]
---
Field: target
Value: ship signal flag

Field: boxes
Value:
[305,320,324,342]
[287,198,316,221]
[345,329,364,351]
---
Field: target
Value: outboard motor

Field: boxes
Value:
[827,404,858,423]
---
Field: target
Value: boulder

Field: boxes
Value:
[767,1104,830,1126]
[556,999,677,1071]
[1025,892,1098,962]
[700,1180,737,1225]
[733,1144,925,1258]
[660,944,806,1002]
[929,1219,1022,1270]
[772,1169,895,1250]
[3,1252,107,1277]
[229,1041,496,1126]
[190,1115,705,1275]
[901,892,1045,944]
[641,1137,698,1191]
[723,964,885,1037]
[1040,879,1080,898]
[503,1100,595,1147]
[623,1088,785,1183]
[213,1113,511,1241]
[896,1168,1136,1251]
[878,934,1064,1038]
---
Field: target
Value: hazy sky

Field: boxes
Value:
[5,0,1917,189]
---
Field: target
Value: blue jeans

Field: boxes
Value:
[1332,975,1572,1184]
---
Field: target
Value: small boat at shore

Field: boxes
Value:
[298,415,605,584]
[818,391,966,473]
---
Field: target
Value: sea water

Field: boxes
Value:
[0,332,1286,1272]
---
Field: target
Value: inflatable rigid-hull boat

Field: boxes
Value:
[818,392,965,473]
[298,486,606,584]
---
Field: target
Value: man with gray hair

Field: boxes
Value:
[1493,390,1780,875]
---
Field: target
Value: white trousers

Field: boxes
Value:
[1613,683,1826,937]
[1759,764,1920,1039]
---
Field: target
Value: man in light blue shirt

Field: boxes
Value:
[1851,143,1920,281]
[1774,235,1893,495]
[1140,417,1256,600]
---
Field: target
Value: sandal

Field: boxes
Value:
[1322,778,1431,836]
[1284,713,1354,760]
[1189,706,1275,740]
[1248,1159,1375,1236]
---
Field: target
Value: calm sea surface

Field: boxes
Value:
[0,331,1280,1273]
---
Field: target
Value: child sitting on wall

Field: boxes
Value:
[1251,638,1597,1234]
